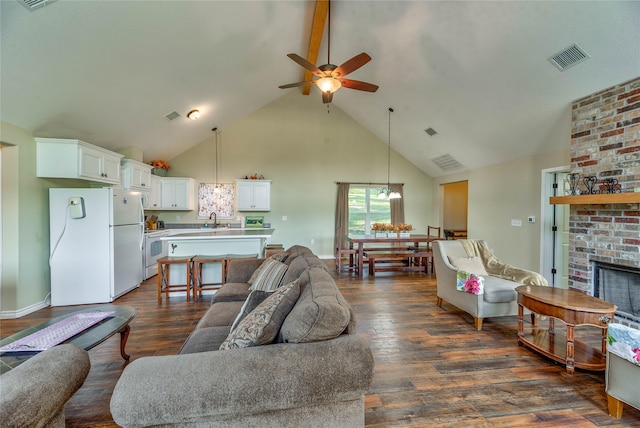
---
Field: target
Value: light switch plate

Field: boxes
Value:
[511,219,522,227]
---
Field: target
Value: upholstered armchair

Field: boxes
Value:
[432,239,548,330]
[606,322,640,419]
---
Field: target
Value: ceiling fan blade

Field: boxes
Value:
[322,91,333,104]
[279,81,315,89]
[341,79,379,93]
[287,53,323,77]
[334,52,372,77]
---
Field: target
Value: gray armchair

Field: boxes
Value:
[0,343,90,427]
[432,239,548,330]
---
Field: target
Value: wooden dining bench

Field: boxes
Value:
[366,251,431,276]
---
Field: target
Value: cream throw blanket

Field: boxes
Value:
[459,240,548,286]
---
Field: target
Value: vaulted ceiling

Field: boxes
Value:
[2,1,639,177]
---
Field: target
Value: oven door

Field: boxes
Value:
[144,234,168,279]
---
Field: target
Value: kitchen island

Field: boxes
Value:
[159,229,274,293]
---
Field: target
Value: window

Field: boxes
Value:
[197,183,235,219]
[348,186,391,235]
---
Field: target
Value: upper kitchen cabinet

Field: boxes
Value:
[161,177,195,210]
[36,138,123,185]
[122,159,152,191]
[146,175,162,210]
[236,179,271,211]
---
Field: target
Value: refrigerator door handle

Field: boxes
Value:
[138,198,145,251]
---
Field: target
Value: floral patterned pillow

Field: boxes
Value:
[456,270,485,295]
[608,323,640,367]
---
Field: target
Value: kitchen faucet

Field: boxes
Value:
[209,212,217,228]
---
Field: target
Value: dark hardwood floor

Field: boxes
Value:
[2,267,639,427]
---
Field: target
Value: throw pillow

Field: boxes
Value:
[219,279,300,350]
[456,270,485,295]
[229,290,272,332]
[449,256,489,276]
[247,258,289,291]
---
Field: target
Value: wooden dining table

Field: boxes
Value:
[346,234,436,276]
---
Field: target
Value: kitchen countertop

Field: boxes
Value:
[162,228,274,240]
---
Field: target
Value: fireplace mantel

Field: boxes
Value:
[550,193,640,205]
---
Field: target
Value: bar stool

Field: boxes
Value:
[192,255,227,301]
[224,254,259,282]
[157,256,193,304]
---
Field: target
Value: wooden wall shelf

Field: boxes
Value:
[550,193,640,205]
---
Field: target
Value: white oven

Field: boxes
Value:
[143,230,170,279]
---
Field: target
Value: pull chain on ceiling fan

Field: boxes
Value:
[278,0,378,104]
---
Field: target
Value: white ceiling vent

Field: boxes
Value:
[431,154,464,172]
[17,0,57,11]
[548,43,590,71]
[425,127,437,137]
[164,111,181,121]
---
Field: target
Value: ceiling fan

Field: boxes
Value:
[278,0,378,104]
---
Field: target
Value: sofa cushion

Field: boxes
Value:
[196,301,245,328]
[179,327,232,354]
[210,282,251,304]
[219,279,301,350]
[230,290,272,332]
[283,245,314,264]
[279,267,351,343]
[248,259,288,291]
[482,276,519,303]
[281,255,328,285]
[449,256,489,276]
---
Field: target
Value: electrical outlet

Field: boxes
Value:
[282,215,288,221]
[176,215,181,220]
[310,238,315,244]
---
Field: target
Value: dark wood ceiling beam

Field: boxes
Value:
[302,0,328,95]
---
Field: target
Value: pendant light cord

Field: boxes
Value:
[387,107,394,189]
[327,0,331,64]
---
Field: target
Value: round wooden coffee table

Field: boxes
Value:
[516,285,617,375]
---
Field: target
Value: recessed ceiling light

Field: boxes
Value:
[187,110,200,120]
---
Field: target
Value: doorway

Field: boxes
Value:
[540,167,570,288]
[442,181,468,238]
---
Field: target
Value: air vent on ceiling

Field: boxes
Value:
[17,0,57,11]
[164,111,181,121]
[425,127,437,137]
[431,154,464,172]
[548,43,590,71]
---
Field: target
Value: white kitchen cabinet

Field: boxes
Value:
[36,138,123,185]
[235,179,271,211]
[146,175,162,210]
[121,159,152,191]
[161,177,195,210]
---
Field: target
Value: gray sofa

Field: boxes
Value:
[110,245,374,427]
[0,343,91,428]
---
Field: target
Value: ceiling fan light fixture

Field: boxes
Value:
[316,76,341,93]
[187,110,200,120]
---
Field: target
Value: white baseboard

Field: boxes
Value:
[0,300,49,319]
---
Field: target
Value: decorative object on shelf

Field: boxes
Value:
[600,178,622,194]
[582,175,598,195]
[378,108,401,200]
[245,216,264,228]
[242,174,265,180]
[148,160,170,176]
[566,172,581,196]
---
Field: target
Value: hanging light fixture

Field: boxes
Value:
[187,109,200,120]
[212,127,221,193]
[378,108,401,200]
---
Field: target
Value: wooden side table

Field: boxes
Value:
[516,285,617,375]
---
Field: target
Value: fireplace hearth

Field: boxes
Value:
[594,261,640,327]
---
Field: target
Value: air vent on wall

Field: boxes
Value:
[548,43,590,71]
[17,0,57,11]
[431,154,464,172]
[164,111,181,121]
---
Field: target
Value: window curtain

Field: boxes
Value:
[390,184,405,225]
[335,183,350,254]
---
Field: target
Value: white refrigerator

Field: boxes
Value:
[49,188,144,306]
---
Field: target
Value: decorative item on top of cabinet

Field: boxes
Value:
[235,179,271,211]
[161,177,195,210]
[36,138,123,185]
[121,159,152,191]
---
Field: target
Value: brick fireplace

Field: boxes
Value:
[567,76,640,298]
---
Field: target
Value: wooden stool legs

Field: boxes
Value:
[157,256,193,304]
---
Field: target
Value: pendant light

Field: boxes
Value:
[378,108,401,199]
[212,127,220,193]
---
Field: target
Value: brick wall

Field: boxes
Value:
[568,77,640,292]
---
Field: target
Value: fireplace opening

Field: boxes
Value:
[593,262,640,327]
